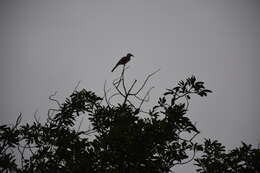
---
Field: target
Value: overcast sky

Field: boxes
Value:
[1,0,260,172]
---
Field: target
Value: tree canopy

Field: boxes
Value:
[0,67,259,173]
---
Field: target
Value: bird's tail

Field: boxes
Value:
[111,65,117,72]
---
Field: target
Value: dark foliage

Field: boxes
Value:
[195,139,260,173]
[0,67,259,173]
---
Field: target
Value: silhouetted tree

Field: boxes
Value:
[0,66,259,173]
[195,139,260,172]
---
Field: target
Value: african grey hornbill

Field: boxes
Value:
[111,53,134,72]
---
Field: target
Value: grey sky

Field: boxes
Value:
[1,1,260,172]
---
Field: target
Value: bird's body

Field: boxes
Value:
[111,53,134,72]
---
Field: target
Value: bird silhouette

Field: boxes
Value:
[111,53,134,72]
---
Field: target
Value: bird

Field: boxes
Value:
[111,53,134,72]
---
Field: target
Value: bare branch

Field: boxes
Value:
[73,80,81,92]
[103,80,112,107]
[13,113,22,129]
[110,66,158,108]
[108,93,121,104]
[133,95,149,102]
[126,99,135,108]
[113,81,125,98]
[138,87,154,109]
[123,79,137,105]
[49,91,61,108]
[128,80,137,93]
[133,69,160,95]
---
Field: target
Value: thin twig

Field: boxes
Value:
[123,79,137,105]
[133,69,160,95]
[103,80,112,107]
[133,95,149,102]
[138,87,154,109]
[108,93,121,104]
[13,113,22,129]
[113,78,125,97]
[73,80,81,92]
[49,91,61,108]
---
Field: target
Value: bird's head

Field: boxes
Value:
[127,53,134,57]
